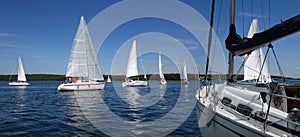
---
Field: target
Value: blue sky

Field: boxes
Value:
[0,0,300,78]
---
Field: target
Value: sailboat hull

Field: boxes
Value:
[122,80,147,87]
[196,100,272,137]
[160,79,167,85]
[58,81,105,91]
[196,83,298,137]
[182,80,189,84]
[107,76,112,83]
[8,82,29,86]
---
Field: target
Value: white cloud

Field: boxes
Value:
[178,38,198,45]
[0,33,17,37]
[296,67,300,70]
[186,45,199,50]
[0,43,20,48]
[177,38,200,50]
[238,12,277,19]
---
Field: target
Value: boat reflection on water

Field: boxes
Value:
[17,86,27,90]
[71,81,197,136]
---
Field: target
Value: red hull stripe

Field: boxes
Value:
[63,83,105,87]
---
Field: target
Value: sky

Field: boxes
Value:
[0,0,300,78]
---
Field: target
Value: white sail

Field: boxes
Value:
[244,19,271,83]
[65,16,104,81]
[181,62,188,81]
[17,56,27,82]
[159,54,166,84]
[107,75,111,82]
[259,48,271,82]
[126,40,139,78]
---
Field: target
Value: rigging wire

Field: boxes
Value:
[234,55,249,81]
[250,0,253,20]
[270,45,286,82]
[210,0,223,75]
[8,58,18,82]
[204,0,215,82]
[268,0,271,72]
[257,46,270,82]
[273,0,282,22]
[136,45,147,80]
[260,0,266,30]
[268,0,271,28]
[242,0,245,37]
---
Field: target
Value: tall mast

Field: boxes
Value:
[83,16,89,80]
[228,0,235,82]
[204,0,215,82]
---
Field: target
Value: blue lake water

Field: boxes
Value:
[0,81,201,136]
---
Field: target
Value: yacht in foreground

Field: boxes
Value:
[58,16,105,91]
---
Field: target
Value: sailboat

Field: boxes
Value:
[57,16,105,91]
[243,19,271,84]
[196,0,300,136]
[107,75,112,83]
[158,54,167,85]
[8,56,29,86]
[180,61,189,84]
[122,40,147,87]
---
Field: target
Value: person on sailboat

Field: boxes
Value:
[65,77,69,83]
[73,77,77,82]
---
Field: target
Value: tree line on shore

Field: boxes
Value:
[0,74,297,81]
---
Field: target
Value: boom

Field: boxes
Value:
[226,14,300,56]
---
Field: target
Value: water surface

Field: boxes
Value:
[0,81,201,136]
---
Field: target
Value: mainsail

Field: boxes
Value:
[126,40,139,78]
[65,16,103,81]
[159,54,166,83]
[181,62,188,81]
[17,56,26,82]
[244,19,271,83]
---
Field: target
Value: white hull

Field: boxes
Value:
[8,82,29,86]
[58,81,105,91]
[182,80,189,84]
[59,16,105,92]
[160,79,167,85]
[196,100,271,137]
[196,83,299,137]
[122,80,147,87]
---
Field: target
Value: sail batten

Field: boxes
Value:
[244,19,271,83]
[65,16,104,80]
[17,56,27,82]
[159,54,164,79]
[122,39,147,87]
[126,40,139,78]
[181,62,188,81]
[159,54,166,84]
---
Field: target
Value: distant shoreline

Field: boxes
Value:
[0,74,299,81]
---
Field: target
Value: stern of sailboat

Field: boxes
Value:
[284,84,300,112]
